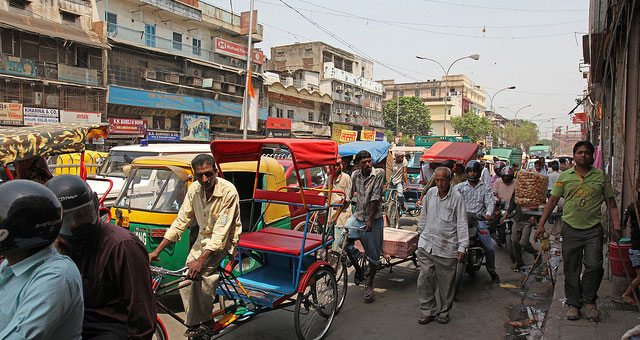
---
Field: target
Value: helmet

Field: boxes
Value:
[501,166,515,183]
[45,175,98,237]
[494,161,506,176]
[465,160,482,182]
[0,180,63,255]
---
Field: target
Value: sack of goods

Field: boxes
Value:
[515,170,548,206]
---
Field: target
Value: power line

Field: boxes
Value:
[417,0,587,13]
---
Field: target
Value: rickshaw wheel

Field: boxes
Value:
[386,200,400,229]
[326,250,347,313]
[152,317,168,340]
[294,267,337,340]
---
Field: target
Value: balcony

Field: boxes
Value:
[107,23,260,72]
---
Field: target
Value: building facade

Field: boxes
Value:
[96,0,266,145]
[380,75,486,136]
[0,0,109,130]
[266,42,385,143]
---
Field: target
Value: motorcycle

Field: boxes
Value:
[487,200,516,263]
[453,213,487,298]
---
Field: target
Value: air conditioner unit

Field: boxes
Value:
[346,110,353,115]
[187,68,202,77]
[212,81,222,90]
[141,69,157,79]
[335,85,343,93]
[164,73,180,83]
[354,91,362,97]
[34,92,42,105]
[226,85,236,94]
[344,88,352,94]
[187,77,203,87]
[335,109,343,114]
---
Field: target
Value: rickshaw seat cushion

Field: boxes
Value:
[238,227,328,256]
[253,189,326,207]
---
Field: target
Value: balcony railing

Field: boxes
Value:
[107,23,261,72]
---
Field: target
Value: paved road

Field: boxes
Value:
[158,215,544,339]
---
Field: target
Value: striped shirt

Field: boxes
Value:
[351,168,385,221]
[455,180,495,216]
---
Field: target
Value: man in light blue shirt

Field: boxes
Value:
[0,180,83,340]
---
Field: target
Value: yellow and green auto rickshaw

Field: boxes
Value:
[110,153,291,272]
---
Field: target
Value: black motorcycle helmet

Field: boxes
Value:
[0,180,63,255]
[494,161,506,177]
[501,166,515,183]
[45,175,99,237]
[465,160,482,182]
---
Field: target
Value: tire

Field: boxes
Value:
[453,260,465,299]
[153,318,167,340]
[326,250,348,313]
[505,232,516,264]
[386,200,400,229]
[408,208,420,217]
[294,267,337,340]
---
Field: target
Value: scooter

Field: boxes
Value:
[453,213,487,298]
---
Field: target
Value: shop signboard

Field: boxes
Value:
[0,55,36,78]
[331,123,349,143]
[214,37,264,65]
[147,130,180,142]
[59,110,101,123]
[265,117,291,137]
[108,118,147,136]
[361,130,375,141]
[23,107,59,125]
[180,113,210,141]
[375,131,384,141]
[0,102,23,125]
[339,130,358,143]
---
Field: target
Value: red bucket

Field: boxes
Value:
[610,241,636,277]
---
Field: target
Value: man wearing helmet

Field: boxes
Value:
[491,161,506,187]
[0,180,83,340]
[46,175,155,340]
[455,160,500,282]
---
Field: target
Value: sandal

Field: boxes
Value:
[611,295,636,305]
[363,287,375,303]
[418,315,436,324]
[436,316,449,324]
[183,321,214,337]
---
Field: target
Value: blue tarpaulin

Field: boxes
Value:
[338,141,390,164]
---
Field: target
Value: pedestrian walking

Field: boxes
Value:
[416,167,468,325]
[390,151,409,211]
[534,141,621,322]
[323,156,352,248]
[619,192,640,305]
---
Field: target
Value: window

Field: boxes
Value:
[145,24,156,47]
[173,32,182,50]
[415,90,420,97]
[308,167,327,187]
[308,112,314,121]
[399,90,404,97]
[431,89,437,96]
[276,108,283,118]
[287,110,294,119]
[305,47,312,54]
[61,11,79,23]
[1,31,13,55]
[9,0,29,10]
[106,12,117,34]
[76,46,88,68]
[192,38,201,56]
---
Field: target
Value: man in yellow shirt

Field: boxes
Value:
[149,154,242,337]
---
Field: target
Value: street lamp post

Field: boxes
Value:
[499,104,531,126]
[487,86,516,131]
[416,54,480,137]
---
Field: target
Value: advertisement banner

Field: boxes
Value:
[339,130,358,143]
[109,118,147,135]
[572,112,587,124]
[23,107,59,125]
[0,102,23,125]
[214,37,264,65]
[147,130,180,142]
[240,10,258,35]
[265,117,291,137]
[331,123,349,143]
[181,114,210,141]
[375,131,384,141]
[361,130,375,141]
[60,110,101,123]
[0,55,36,78]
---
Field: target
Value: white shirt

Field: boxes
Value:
[417,186,469,258]
[420,163,434,183]
[481,167,492,186]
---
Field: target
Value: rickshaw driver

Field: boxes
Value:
[148,154,243,338]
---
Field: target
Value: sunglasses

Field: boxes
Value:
[195,171,215,179]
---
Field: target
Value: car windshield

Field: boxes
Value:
[115,168,187,213]
[407,152,423,168]
[99,151,157,178]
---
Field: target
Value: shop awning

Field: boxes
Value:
[420,141,479,164]
[267,83,333,104]
[0,11,109,49]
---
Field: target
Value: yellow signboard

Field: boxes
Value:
[361,130,375,141]
[339,130,358,143]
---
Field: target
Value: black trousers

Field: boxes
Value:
[561,222,604,307]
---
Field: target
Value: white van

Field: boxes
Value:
[88,143,211,205]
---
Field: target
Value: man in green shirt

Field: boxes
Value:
[534,141,621,322]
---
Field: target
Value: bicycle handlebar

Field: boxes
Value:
[150,266,188,277]
[335,224,367,231]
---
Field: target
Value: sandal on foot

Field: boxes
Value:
[184,323,211,337]
[436,316,449,324]
[363,288,375,303]
[418,315,436,324]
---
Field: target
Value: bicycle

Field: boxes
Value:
[382,184,403,229]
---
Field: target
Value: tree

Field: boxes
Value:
[501,121,539,150]
[538,139,553,146]
[451,112,491,142]
[383,97,431,137]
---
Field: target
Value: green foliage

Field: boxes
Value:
[451,112,491,142]
[538,139,553,146]
[383,97,432,137]
[383,130,415,146]
[500,121,539,151]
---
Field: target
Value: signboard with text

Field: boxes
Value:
[214,37,264,65]
[58,64,98,86]
[240,10,258,35]
[361,130,375,141]
[23,107,59,125]
[375,131,384,141]
[0,55,36,78]
[265,117,291,137]
[180,114,210,141]
[147,130,180,142]
[59,110,101,123]
[339,130,358,143]
[109,118,147,136]
[0,102,23,125]
[331,123,350,143]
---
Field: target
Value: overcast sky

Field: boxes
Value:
[216,0,589,139]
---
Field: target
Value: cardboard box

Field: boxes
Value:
[355,227,419,259]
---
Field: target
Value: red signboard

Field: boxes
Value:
[240,10,258,35]
[109,118,148,135]
[572,112,587,124]
[214,38,264,65]
[266,117,291,130]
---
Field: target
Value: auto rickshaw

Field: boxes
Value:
[110,153,291,272]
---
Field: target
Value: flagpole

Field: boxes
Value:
[242,0,254,140]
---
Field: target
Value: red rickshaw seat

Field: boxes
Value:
[253,189,326,207]
[238,227,329,256]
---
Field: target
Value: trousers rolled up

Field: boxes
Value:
[394,182,405,209]
[477,220,496,273]
[561,222,604,307]
[512,219,538,266]
[416,248,457,319]
[179,249,228,326]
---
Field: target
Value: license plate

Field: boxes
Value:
[122,216,129,228]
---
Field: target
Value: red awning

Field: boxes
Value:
[420,141,479,164]
[210,138,338,169]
